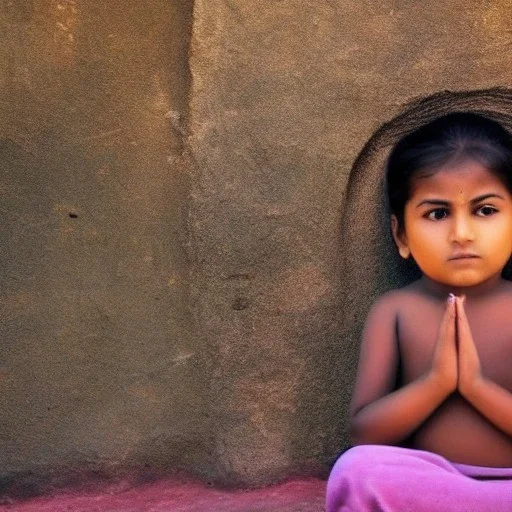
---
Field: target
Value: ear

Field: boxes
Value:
[391,215,411,259]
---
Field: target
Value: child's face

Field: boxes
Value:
[392,159,512,289]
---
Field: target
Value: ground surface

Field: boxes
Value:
[0,477,326,512]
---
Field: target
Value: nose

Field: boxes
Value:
[449,213,475,244]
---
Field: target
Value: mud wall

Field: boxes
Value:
[2,0,512,493]
[0,0,205,490]
[188,0,512,485]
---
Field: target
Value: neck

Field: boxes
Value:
[419,273,504,299]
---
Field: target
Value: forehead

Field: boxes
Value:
[409,160,510,200]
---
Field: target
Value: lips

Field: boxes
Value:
[448,253,480,261]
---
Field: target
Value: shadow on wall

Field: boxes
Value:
[338,87,512,378]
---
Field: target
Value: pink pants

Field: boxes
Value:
[326,445,512,512]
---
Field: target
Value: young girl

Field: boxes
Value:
[326,112,512,511]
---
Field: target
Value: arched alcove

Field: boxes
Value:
[338,87,512,399]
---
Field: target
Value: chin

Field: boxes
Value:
[437,273,497,289]
[427,272,487,289]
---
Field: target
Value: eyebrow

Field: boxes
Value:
[415,193,506,209]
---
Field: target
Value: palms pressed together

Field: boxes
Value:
[437,295,483,397]
[439,295,512,437]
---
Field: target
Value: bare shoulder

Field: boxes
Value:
[369,281,426,315]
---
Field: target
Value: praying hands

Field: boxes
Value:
[439,295,512,437]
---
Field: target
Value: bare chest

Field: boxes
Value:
[398,304,512,389]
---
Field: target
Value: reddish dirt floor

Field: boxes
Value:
[0,477,326,512]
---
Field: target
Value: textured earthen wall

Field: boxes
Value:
[0,0,205,492]
[189,0,512,486]
[2,0,512,495]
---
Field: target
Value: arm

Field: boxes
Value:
[457,297,512,437]
[350,294,457,446]
[462,379,512,437]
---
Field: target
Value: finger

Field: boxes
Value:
[456,296,466,320]
[456,297,472,345]
[439,294,456,340]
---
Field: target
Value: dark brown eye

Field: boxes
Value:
[426,208,449,220]
[476,205,498,217]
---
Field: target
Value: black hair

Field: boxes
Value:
[386,112,512,234]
